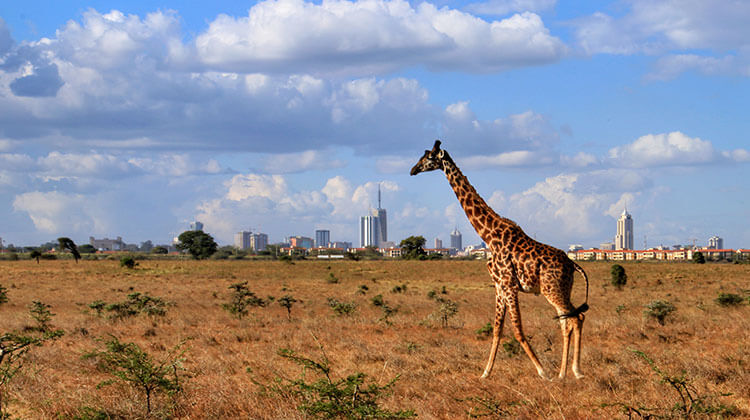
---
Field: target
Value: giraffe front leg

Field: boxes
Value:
[481,302,506,379]
[508,293,549,380]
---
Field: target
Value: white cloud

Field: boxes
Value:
[608,131,718,167]
[723,149,750,162]
[465,0,556,16]
[573,0,750,78]
[194,0,565,75]
[460,150,557,168]
[195,173,400,243]
[262,150,345,173]
[12,191,102,233]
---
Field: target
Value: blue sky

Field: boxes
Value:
[1,0,749,250]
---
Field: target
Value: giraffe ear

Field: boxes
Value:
[437,149,445,159]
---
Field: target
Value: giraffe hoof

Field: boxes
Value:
[480,372,490,379]
[574,372,585,380]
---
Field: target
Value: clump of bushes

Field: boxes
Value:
[715,292,745,307]
[254,347,416,419]
[89,292,168,320]
[223,281,266,320]
[610,264,627,289]
[120,255,137,269]
[644,300,676,325]
[326,298,356,316]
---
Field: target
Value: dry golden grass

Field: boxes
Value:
[0,259,748,419]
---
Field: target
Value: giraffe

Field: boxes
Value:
[410,140,589,380]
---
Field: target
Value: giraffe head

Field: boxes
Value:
[410,140,446,176]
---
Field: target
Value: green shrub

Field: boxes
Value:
[610,264,627,289]
[502,337,520,357]
[29,300,54,331]
[255,348,416,419]
[475,322,492,339]
[371,294,384,307]
[644,300,676,325]
[326,298,356,316]
[433,297,458,328]
[0,285,7,306]
[223,281,266,320]
[120,256,137,269]
[715,292,744,307]
[326,272,339,284]
[83,336,186,416]
[391,284,407,293]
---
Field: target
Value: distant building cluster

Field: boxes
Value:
[233,231,268,252]
[567,210,740,261]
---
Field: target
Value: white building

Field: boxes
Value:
[90,236,125,251]
[360,215,381,247]
[234,231,252,250]
[450,227,462,251]
[615,209,634,250]
[708,235,723,249]
[435,238,443,249]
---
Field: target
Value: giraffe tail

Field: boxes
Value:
[554,262,590,320]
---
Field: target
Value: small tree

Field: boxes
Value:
[78,244,97,254]
[151,246,169,255]
[1,330,64,417]
[176,230,218,260]
[29,301,54,332]
[83,336,185,416]
[692,251,705,264]
[0,285,7,306]
[610,264,627,289]
[278,295,298,320]
[223,282,266,320]
[644,300,676,325]
[400,236,426,260]
[120,255,137,269]
[29,250,42,264]
[57,237,81,263]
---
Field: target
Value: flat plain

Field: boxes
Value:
[0,258,748,419]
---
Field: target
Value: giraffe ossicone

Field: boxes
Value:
[411,140,590,380]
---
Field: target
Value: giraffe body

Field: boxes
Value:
[411,140,589,380]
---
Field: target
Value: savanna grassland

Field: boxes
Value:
[0,258,748,419]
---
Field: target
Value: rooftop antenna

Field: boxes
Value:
[378,183,382,209]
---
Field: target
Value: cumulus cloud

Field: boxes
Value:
[608,132,718,167]
[573,0,750,78]
[498,169,647,245]
[195,0,566,75]
[465,0,556,16]
[12,191,100,233]
[195,173,400,242]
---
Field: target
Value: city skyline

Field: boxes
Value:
[1,2,750,250]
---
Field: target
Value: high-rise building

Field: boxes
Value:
[315,230,330,248]
[615,209,634,250]
[290,236,314,249]
[708,235,723,249]
[373,184,387,243]
[435,238,443,249]
[450,227,462,251]
[190,221,204,231]
[235,231,252,250]
[250,233,268,251]
[359,184,388,248]
[360,216,381,248]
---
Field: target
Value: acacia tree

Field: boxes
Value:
[400,236,426,260]
[57,237,81,263]
[176,231,218,260]
[29,250,42,264]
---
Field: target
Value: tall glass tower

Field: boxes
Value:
[615,209,634,250]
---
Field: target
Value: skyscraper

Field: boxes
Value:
[250,233,268,251]
[373,184,387,243]
[190,221,204,231]
[434,238,443,249]
[360,216,380,248]
[450,227,462,251]
[234,231,251,250]
[359,184,387,248]
[615,209,634,250]
[708,235,723,249]
[315,230,330,248]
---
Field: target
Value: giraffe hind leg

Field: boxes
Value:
[557,315,573,380]
[571,313,585,379]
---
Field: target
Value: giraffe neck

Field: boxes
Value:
[441,155,502,241]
